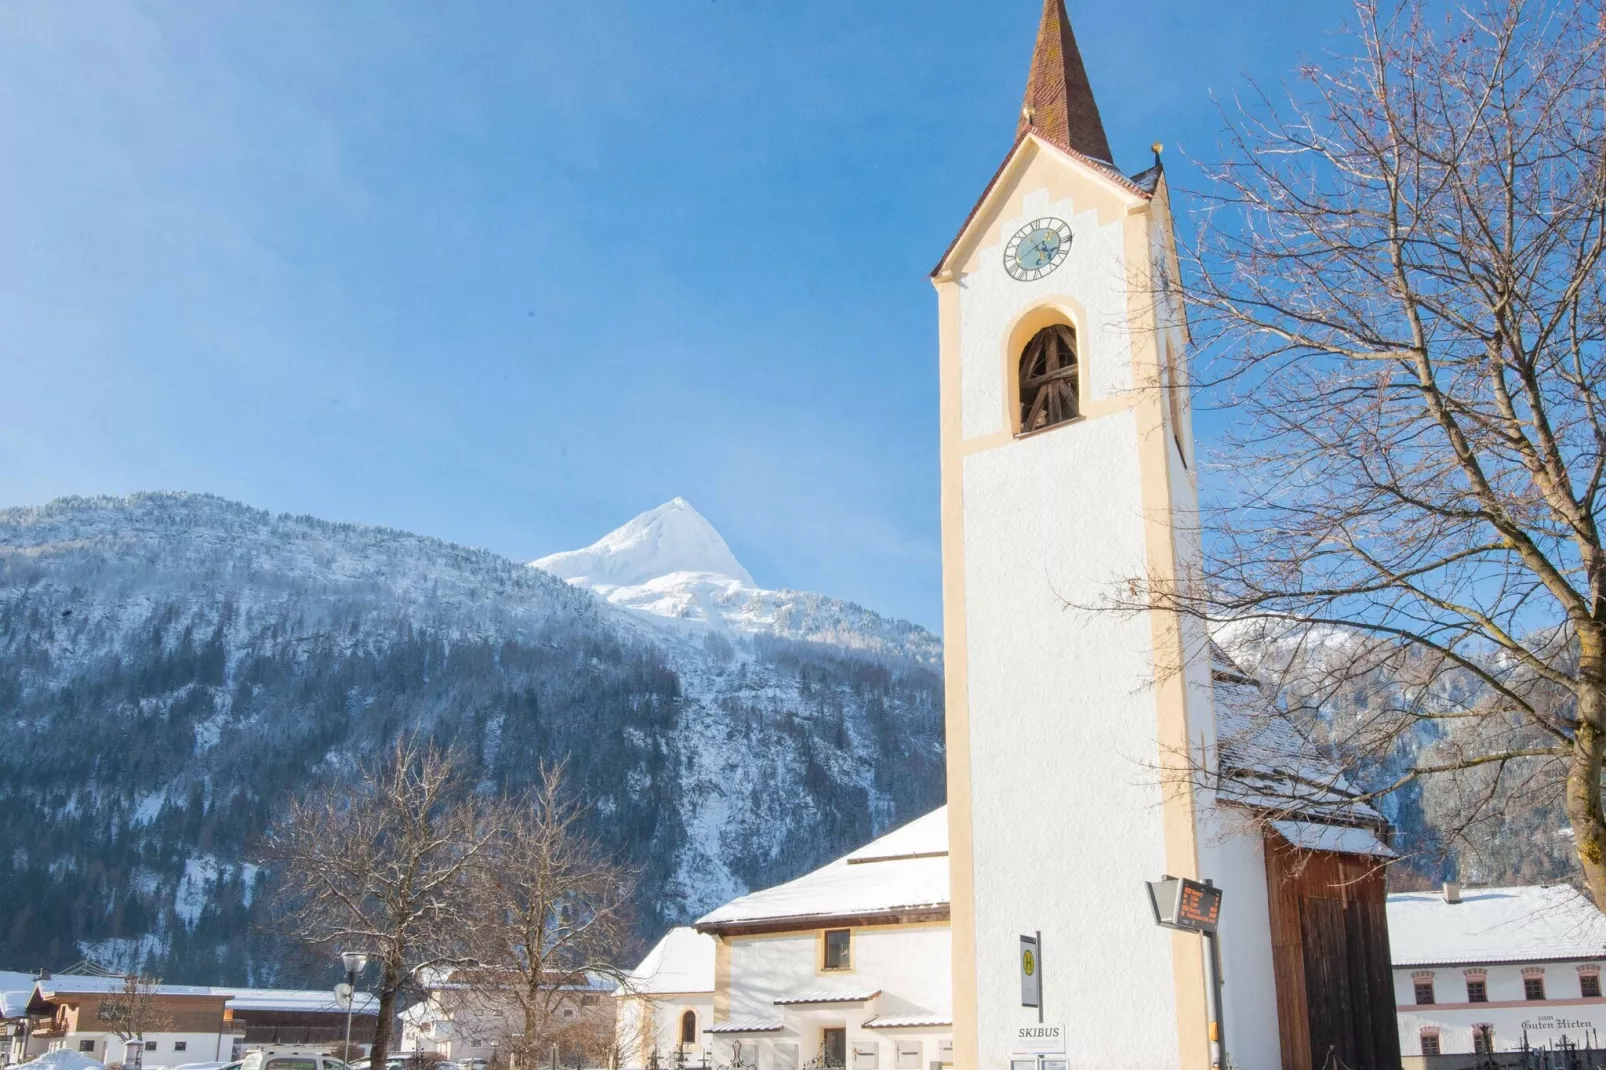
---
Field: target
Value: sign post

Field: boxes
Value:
[1019,933,1041,1021]
[1147,876,1226,1070]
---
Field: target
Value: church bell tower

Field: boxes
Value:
[934,2,1218,1067]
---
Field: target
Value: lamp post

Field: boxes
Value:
[340,952,370,1063]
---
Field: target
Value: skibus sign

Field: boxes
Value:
[1146,875,1222,935]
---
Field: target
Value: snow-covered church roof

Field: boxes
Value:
[696,809,950,934]
[616,926,716,996]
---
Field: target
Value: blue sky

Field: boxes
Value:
[0,0,1353,631]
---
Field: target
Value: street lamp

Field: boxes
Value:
[339,952,370,1064]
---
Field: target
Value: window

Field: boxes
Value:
[1525,976,1547,1000]
[174,1043,188,1052]
[1420,1033,1441,1056]
[1473,1025,1494,1054]
[822,1028,847,1069]
[1466,979,1487,1002]
[680,1010,698,1045]
[851,1043,878,1070]
[823,929,851,971]
[145,1042,158,1052]
[894,1042,921,1070]
[1583,973,1602,998]
[1413,979,1435,1005]
[97,1002,129,1022]
[1017,324,1079,433]
[78,1042,95,1054]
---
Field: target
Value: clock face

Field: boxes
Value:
[1004,218,1073,281]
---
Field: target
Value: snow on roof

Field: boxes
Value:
[27,977,374,1015]
[1,990,32,1019]
[845,809,947,864]
[1388,885,1606,966]
[1270,820,1394,858]
[617,927,716,996]
[1212,661,1388,834]
[214,987,379,1015]
[696,808,949,931]
[34,977,222,1000]
[772,989,880,1006]
[704,1018,783,1034]
[863,1014,952,1030]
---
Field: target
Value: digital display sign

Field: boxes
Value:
[1177,880,1222,932]
[1146,875,1223,935]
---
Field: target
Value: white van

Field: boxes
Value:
[239,1052,348,1070]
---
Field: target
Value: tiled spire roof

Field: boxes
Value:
[1015,0,1114,165]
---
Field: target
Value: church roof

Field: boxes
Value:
[1016,0,1114,164]
[695,809,950,934]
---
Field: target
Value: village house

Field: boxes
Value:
[0,973,379,1067]
[618,809,953,1070]
[23,975,232,1066]
[1392,884,1606,1061]
[611,928,715,1069]
[399,969,614,1067]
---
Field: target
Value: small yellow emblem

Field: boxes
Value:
[1022,949,1035,976]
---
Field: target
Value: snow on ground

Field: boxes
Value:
[18,1050,104,1070]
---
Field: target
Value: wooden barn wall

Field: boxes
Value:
[1262,832,1401,1070]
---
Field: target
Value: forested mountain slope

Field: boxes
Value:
[0,493,944,983]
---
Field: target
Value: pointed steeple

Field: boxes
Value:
[1015,0,1114,165]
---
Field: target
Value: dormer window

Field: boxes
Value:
[1018,325,1079,433]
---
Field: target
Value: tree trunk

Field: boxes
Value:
[370,963,400,1069]
[1569,641,1606,911]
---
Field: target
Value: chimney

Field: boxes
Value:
[1443,881,1462,904]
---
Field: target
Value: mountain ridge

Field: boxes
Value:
[0,491,945,983]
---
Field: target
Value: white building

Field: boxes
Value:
[24,975,233,1066]
[1392,884,1606,1058]
[930,2,1402,1069]
[670,809,953,1070]
[612,928,715,1069]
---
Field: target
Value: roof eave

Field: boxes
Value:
[695,903,950,938]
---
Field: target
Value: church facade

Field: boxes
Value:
[932,4,1400,1070]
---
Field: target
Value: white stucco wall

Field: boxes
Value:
[1195,822,1280,1070]
[959,410,1181,1070]
[1395,962,1606,1054]
[52,1030,229,1066]
[716,927,952,1070]
[615,993,714,1069]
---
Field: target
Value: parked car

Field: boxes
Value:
[240,1053,347,1070]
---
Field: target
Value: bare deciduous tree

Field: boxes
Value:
[98,973,175,1046]
[258,739,494,1067]
[1149,0,1606,900]
[458,764,636,1070]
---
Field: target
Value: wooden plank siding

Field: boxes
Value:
[1263,830,1401,1070]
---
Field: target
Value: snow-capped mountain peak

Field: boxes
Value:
[531,499,941,664]
[532,498,754,589]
